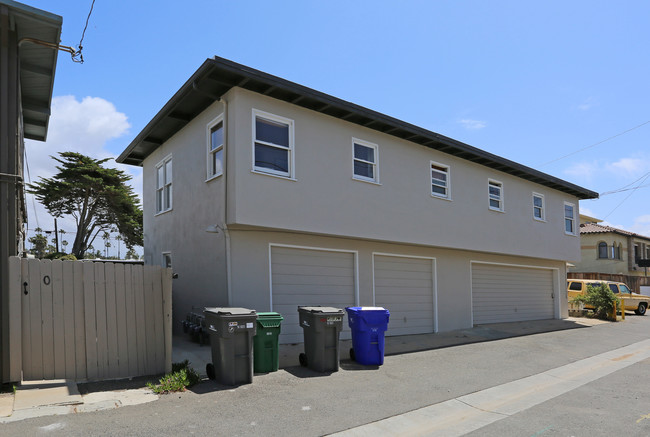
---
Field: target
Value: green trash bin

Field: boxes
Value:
[253,312,284,373]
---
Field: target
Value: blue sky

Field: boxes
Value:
[24,0,650,255]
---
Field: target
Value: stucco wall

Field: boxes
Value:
[227,88,582,262]
[142,100,229,330]
[573,233,650,276]
[227,229,568,333]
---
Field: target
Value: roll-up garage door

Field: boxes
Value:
[471,263,555,325]
[374,255,435,336]
[271,246,356,344]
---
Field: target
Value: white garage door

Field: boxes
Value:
[472,263,555,325]
[271,246,356,344]
[374,255,435,336]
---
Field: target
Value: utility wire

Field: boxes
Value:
[72,0,96,63]
[600,171,650,196]
[602,172,650,220]
[541,119,650,167]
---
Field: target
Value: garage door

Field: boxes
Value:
[271,246,356,344]
[471,263,555,325]
[374,255,435,336]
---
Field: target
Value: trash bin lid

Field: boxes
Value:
[298,306,343,314]
[347,306,387,311]
[256,312,284,328]
[204,307,256,316]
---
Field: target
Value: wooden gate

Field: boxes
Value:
[6,257,172,382]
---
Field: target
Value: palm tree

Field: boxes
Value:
[115,235,123,259]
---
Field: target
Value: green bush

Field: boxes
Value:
[147,360,200,394]
[44,252,77,260]
[571,282,620,320]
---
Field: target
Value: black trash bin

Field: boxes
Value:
[298,306,344,372]
[204,307,257,385]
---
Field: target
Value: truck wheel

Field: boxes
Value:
[635,303,647,315]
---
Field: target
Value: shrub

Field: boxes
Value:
[147,360,201,394]
[571,282,620,320]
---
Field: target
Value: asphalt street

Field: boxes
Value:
[2,315,649,436]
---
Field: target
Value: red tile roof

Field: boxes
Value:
[580,222,650,240]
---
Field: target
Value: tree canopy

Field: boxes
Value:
[28,152,143,259]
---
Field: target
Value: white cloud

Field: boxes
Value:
[458,119,487,130]
[607,157,650,175]
[577,97,598,111]
[563,161,599,182]
[629,215,650,237]
[24,95,140,257]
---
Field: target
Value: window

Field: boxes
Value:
[431,162,450,199]
[564,202,576,235]
[617,244,623,260]
[634,244,640,263]
[488,180,503,211]
[598,242,608,259]
[253,110,294,178]
[620,284,632,294]
[162,252,172,269]
[609,284,619,294]
[353,139,378,183]
[568,282,582,291]
[207,115,224,179]
[156,155,172,214]
[532,193,545,220]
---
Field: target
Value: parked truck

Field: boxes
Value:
[567,279,649,315]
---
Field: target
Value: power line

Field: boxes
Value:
[600,172,650,196]
[72,0,96,63]
[602,172,650,220]
[541,119,650,167]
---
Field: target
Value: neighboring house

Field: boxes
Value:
[0,1,61,380]
[571,214,650,278]
[118,57,598,343]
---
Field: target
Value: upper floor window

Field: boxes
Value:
[488,180,503,211]
[634,244,640,263]
[598,242,608,259]
[207,115,224,179]
[564,202,576,235]
[156,155,172,214]
[532,193,545,220]
[431,162,450,199]
[353,138,378,183]
[253,109,294,178]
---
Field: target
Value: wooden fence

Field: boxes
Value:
[567,272,650,293]
[5,257,172,383]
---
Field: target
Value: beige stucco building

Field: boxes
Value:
[118,57,597,343]
[572,215,650,277]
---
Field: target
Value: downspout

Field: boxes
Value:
[218,97,233,306]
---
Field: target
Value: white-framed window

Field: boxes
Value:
[488,179,504,211]
[252,109,294,178]
[431,161,450,199]
[156,154,172,214]
[564,202,576,235]
[532,192,545,221]
[352,138,379,183]
[162,252,172,268]
[207,114,224,179]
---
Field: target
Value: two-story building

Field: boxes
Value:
[0,0,61,381]
[118,57,598,343]
[571,214,650,278]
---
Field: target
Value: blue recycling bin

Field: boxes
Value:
[346,306,390,365]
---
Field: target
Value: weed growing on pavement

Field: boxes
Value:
[147,360,201,394]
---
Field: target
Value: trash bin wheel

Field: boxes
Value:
[206,362,216,380]
[299,353,308,367]
[349,348,355,361]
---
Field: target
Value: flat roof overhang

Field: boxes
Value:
[118,56,598,200]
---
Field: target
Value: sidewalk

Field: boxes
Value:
[0,317,606,423]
